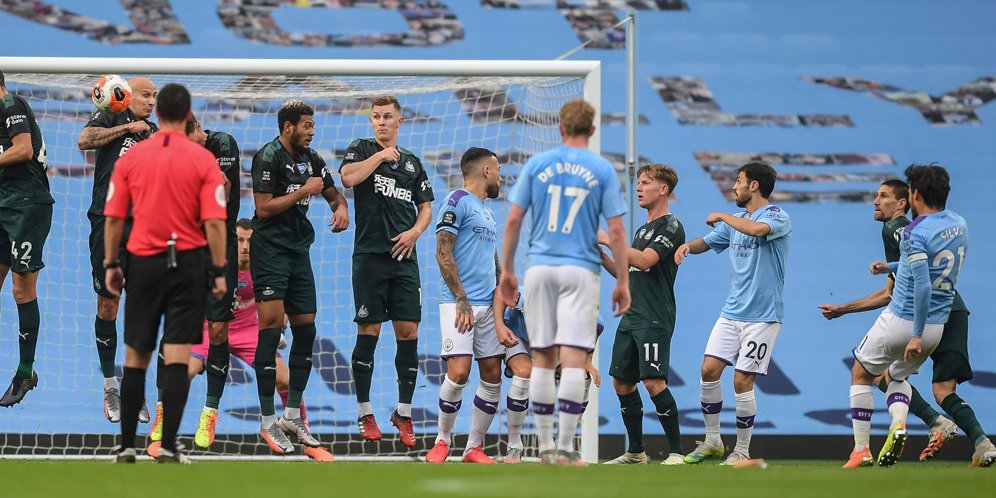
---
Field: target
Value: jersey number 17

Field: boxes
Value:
[546,185,590,234]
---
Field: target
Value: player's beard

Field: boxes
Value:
[486,181,500,199]
[291,130,310,152]
[734,190,751,208]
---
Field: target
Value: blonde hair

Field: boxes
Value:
[638,163,678,195]
[559,99,595,136]
[371,95,401,112]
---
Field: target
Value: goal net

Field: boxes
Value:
[0,57,603,461]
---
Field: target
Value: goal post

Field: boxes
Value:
[0,56,605,462]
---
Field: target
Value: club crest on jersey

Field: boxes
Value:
[237,281,248,290]
[643,229,654,240]
[404,160,415,173]
[637,228,647,239]
[443,339,454,352]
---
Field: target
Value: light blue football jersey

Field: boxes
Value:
[435,189,499,305]
[703,204,792,323]
[507,145,627,273]
[889,210,968,324]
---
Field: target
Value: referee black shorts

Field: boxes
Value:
[124,248,208,353]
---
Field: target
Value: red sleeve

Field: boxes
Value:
[199,151,227,221]
[104,156,132,218]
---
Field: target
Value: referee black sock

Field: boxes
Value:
[288,323,317,409]
[254,328,281,417]
[651,388,683,454]
[94,317,118,379]
[155,341,166,400]
[119,366,146,450]
[160,363,190,452]
[351,334,378,404]
[16,300,40,378]
[618,390,644,453]
[205,340,231,409]
[395,338,419,405]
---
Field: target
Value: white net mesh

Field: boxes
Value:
[0,68,589,459]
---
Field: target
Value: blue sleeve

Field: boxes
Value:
[600,166,627,220]
[507,162,533,210]
[434,194,462,235]
[759,207,791,242]
[908,230,930,338]
[703,222,731,253]
[911,259,930,338]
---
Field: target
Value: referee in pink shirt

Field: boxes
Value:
[103,83,228,464]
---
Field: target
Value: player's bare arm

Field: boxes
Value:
[499,204,525,308]
[492,290,520,349]
[0,132,31,167]
[253,177,323,218]
[339,147,399,188]
[77,121,149,150]
[707,212,770,237]
[102,216,126,297]
[203,218,228,301]
[436,230,473,333]
[606,215,631,316]
[599,228,661,271]
[598,247,618,278]
[491,256,520,348]
[321,184,350,232]
[818,278,894,320]
[674,237,710,265]
[390,200,431,260]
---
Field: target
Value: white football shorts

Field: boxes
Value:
[703,317,781,375]
[853,308,943,380]
[439,303,510,360]
[523,264,600,351]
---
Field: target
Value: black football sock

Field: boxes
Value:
[287,323,317,410]
[395,338,419,406]
[651,388,683,454]
[94,317,118,379]
[205,340,230,409]
[351,334,378,404]
[254,328,281,417]
[160,363,190,452]
[16,300,40,378]
[618,390,644,453]
[119,366,146,450]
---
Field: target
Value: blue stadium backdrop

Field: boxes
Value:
[1,0,994,440]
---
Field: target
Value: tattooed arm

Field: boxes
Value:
[78,120,150,150]
[436,230,474,332]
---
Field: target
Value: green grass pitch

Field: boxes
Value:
[7,460,995,498]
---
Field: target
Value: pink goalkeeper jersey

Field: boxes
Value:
[195,270,258,356]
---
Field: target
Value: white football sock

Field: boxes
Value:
[734,390,755,457]
[850,384,874,451]
[104,376,118,390]
[358,401,373,418]
[284,407,300,420]
[436,376,466,445]
[556,367,587,453]
[701,379,723,445]
[506,376,530,450]
[396,402,413,418]
[261,414,277,430]
[886,380,912,429]
[530,367,557,453]
[466,380,501,452]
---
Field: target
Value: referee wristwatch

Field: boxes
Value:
[103,260,121,269]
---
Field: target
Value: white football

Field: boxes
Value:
[91,74,132,113]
